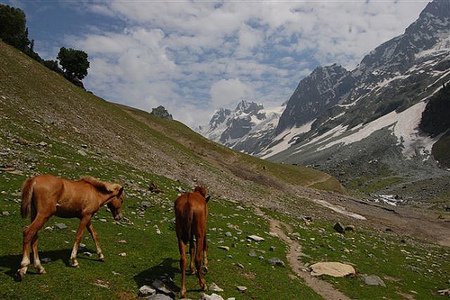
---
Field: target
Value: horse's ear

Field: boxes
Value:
[205,195,211,203]
[117,186,124,197]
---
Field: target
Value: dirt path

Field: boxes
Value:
[256,208,352,300]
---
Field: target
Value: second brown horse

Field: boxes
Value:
[174,186,210,298]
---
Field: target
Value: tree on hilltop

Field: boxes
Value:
[57,47,90,88]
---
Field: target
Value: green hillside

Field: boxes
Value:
[1,41,449,300]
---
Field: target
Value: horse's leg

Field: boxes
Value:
[86,222,104,261]
[17,214,48,280]
[32,233,46,275]
[178,239,188,299]
[189,236,195,274]
[195,235,207,291]
[202,236,208,274]
[70,216,91,268]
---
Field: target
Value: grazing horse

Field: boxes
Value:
[174,186,210,298]
[17,174,124,280]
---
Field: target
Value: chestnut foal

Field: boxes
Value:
[17,174,124,280]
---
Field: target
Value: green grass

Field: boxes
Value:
[266,211,450,300]
[0,167,321,299]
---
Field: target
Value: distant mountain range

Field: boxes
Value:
[198,0,450,204]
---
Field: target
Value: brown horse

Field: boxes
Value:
[17,174,124,280]
[174,186,210,298]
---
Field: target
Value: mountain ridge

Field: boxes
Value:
[200,0,450,205]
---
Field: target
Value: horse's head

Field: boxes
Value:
[194,186,210,203]
[107,186,124,220]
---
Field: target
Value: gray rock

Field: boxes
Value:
[361,274,386,287]
[247,235,264,242]
[333,222,345,234]
[225,232,232,237]
[139,285,156,296]
[236,286,247,292]
[55,223,67,230]
[248,250,257,257]
[147,294,173,300]
[218,246,230,251]
[209,283,224,292]
[77,149,87,156]
[2,211,10,216]
[267,258,285,267]
[141,201,152,208]
[201,293,224,300]
[152,279,174,296]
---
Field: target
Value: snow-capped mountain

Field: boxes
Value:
[198,100,283,154]
[200,0,450,202]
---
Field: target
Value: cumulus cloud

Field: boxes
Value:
[210,78,253,109]
[49,0,428,127]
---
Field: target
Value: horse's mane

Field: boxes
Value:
[80,176,120,193]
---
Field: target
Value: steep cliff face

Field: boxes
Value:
[276,64,355,134]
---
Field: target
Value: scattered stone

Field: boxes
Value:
[209,283,224,292]
[248,250,257,257]
[55,223,67,230]
[269,246,276,252]
[225,232,232,237]
[267,258,285,267]
[41,257,51,263]
[236,286,247,292]
[310,262,356,277]
[37,141,48,147]
[201,293,224,300]
[116,240,127,244]
[79,243,87,250]
[139,285,156,296]
[438,289,450,296]
[2,211,10,216]
[99,218,107,222]
[83,252,93,257]
[141,201,152,208]
[236,263,244,269]
[112,271,121,276]
[77,149,87,156]
[152,279,174,295]
[93,279,110,289]
[119,252,127,257]
[247,235,264,242]
[333,222,345,234]
[218,246,230,251]
[147,294,172,300]
[345,225,355,232]
[361,274,386,287]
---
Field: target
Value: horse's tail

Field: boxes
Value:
[20,178,35,219]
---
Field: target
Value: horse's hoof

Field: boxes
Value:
[16,270,24,281]
[72,263,79,268]
[202,266,208,274]
[38,268,46,275]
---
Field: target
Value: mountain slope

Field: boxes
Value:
[201,0,450,205]
[0,40,345,210]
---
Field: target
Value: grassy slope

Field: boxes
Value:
[1,41,449,299]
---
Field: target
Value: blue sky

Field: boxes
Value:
[3,0,428,128]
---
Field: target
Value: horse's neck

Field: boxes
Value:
[98,192,115,206]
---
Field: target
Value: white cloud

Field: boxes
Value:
[210,78,253,109]
[55,0,429,127]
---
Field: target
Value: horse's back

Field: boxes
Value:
[175,192,207,241]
